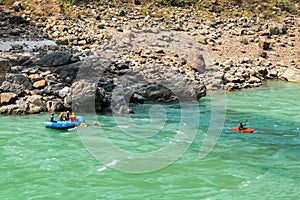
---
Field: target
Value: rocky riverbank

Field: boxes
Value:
[0,1,299,114]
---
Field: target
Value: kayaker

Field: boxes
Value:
[70,112,76,122]
[239,123,246,130]
[49,111,57,123]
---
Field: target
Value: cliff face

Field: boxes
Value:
[0,0,299,114]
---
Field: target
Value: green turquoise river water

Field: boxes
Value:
[0,80,299,199]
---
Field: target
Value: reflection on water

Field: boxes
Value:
[0,39,56,51]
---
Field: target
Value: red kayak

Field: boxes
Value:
[231,127,255,133]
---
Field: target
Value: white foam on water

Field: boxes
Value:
[98,160,118,172]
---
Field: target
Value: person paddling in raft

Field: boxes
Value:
[49,111,57,123]
[65,111,70,120]
[70,112,76,122]
[58,112,66,121]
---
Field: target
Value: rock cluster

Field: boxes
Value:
[0,50,76,114]
[0,29,218,114]
[0,1,299,114]
[0,9,47,41]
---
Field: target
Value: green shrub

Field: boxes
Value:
[155,0,197,7]
[276,0,292,11]
[59,0,75,6]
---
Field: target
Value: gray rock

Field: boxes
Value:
[11,56,32,67]
[35,51,73,67]
[58,86,70,98]
[10,28,20,36]
[0,100,28,115]
[46,100,65,112]
[187,50,206,73]
[44,83,65,95]
[56,37,69,45]
[25,95,47,113]
[0,58,11,85]
[269,24,287,35]
[70,81,91,111]
[0,81,25,95]
[5,73,32,90]
[269,26,281,35]
[44,74,58,85]
[256,67,268,77]
[111,83,136,114]
[28,104,45,114]
[26,95,43,105]
[9,16,28,25]
[54,62,80,84]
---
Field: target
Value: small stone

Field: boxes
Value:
[288,41,294,47]
[12,1,24,12]
[78,40,87,45]
[261,52,268,58]
[132,0,141,5]
[56,37,69,45]
[33,80,46,89]
[29,74,41,82]
[258,38,271,50]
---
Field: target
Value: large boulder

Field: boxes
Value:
[133,83,175,102]
[35,51,73,67]
[25,95,46,109]
[5,73,32,89]
[0,92,18,105]
[187,49,206,73]
[27,95,47,114]
[54,62,80,84]
[10,55,32,67]
[111,84,135,114]
[280,68,300,83]
[68,80,110,113]
[0,81,25,95]
[98,29,216,100]
[28,104,45,114]
[9,15,28,25]
[0,73,32,95]
[0,100,29,115]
